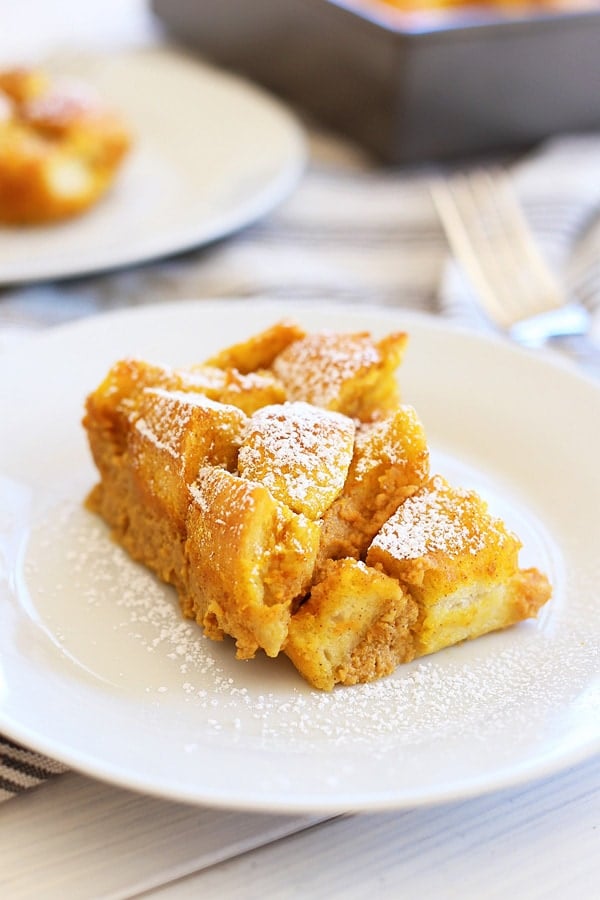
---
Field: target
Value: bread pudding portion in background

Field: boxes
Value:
[376,0,587,11]
[83,321,552,690]
[0,66,131,225]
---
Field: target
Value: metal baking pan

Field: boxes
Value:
[151,0,600,164]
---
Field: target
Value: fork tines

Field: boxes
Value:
[431,168,564,330]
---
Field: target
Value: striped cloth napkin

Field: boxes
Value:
[0,738,69,802]
[2,128,600,802]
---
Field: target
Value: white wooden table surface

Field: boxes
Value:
[1,2,598,898]
[1,756,598,898]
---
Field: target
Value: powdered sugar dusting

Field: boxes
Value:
[147,387,240,415]
[133,387,244,469]
[134,388,198,459]
[23,77,102,128]
[353,418,407,480]
[371,474,503,560]
[135,416,185,460]
[16,484,596,763]
[189,467,255,537]
[238,401,355,516]
[272,332,381,408]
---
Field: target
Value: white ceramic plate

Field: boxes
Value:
[1,300,599,813]
[0,49,305,284]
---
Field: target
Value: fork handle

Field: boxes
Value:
[545,333,600,381]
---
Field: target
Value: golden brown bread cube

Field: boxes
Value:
[271,329,408,421]
[238,401,356,519]
[316,405,430,573]
[186,466,321,659]
[82,360,241,487]
[87,387,247,607]
[84,358,285,435]
[83,359,205,481]
[285,558,418,691]
[182,365,286,414]
[366,475,552,657]
[130,388,247,525]
[0,68,48,104]
[204,320,306,373]
[83,362,163,559]
[0,66,131,224]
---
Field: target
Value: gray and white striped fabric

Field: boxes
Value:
[1,127,599,802]
[0,737,69,801]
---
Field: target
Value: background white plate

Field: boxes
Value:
[0,49,306,284]
[1,300,599,813]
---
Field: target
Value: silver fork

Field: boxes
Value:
[430,168,600,375]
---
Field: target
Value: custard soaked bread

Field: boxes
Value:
[83,321,551,690]
[366,475,550,658]
[0,66,131,224]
